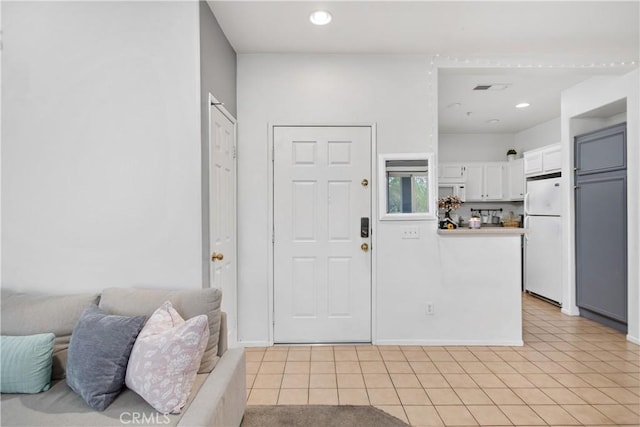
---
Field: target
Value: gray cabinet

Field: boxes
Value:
[575,123,627,332]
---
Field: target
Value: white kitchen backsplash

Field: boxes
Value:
[444,201,524,224]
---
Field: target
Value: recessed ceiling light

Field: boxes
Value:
[310,10,332,26]
[486,119,500,124]
[516,102,531,109]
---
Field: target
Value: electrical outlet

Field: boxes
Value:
[426,302,434,315]
[401,227,420,239]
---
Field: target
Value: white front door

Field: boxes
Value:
[273,126,372,343]
[209,101,237,346]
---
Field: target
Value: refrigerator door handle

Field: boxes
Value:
[523,216,530,241]
[523,192,530,216]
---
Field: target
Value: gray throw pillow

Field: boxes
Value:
[66,305,145,411]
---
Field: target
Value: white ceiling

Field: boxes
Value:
[438,68,596,133]
[209,1,639,133]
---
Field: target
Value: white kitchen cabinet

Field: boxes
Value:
[524,151,543,176]
[542,144,562,173]
[465,164,484,200]
[464,162,506,201]
[438,163,466,181]
[508,158,525,201]
[485,163,505,200]
[524,144,562,177]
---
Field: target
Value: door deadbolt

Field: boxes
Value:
[360,217,370,238]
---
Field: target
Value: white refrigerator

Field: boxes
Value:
[524,177,562,305]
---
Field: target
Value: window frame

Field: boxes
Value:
[378,153,436,221]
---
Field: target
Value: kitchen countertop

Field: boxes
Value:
[438,227,527,235]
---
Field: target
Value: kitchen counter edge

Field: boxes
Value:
[437,228,527,236]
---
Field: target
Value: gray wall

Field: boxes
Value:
[199,2,237,286]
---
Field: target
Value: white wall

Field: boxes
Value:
[1,2,203,293]
[237,54,522,345]
[439,133,515,162]
[514,117,561,154]
[560,70,639,343]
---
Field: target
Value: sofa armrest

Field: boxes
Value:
[178,348,246,427]
[218,312,228,356]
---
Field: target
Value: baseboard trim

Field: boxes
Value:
[238,339,526,347]
[238,340,272,348]
[561,307,580,316]
[627,335,640,345]
[374,339,524,347]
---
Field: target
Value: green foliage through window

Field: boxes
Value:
[387,173,429,214]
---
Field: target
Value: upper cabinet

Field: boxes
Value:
[438,163,466,181]
[464,162,506,201]
[543,145,562,172]
[439,161,525,202]
[508,158,525,201]
[524,144,562,177]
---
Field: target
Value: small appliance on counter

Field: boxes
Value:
[468,217,481,229]
[470,208,503,226]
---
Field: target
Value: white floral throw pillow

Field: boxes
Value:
[125,301,209,414]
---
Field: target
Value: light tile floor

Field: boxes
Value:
[244,294,640,426]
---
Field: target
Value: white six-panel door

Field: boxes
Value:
[209,103,237,346]
[273,126,372,343]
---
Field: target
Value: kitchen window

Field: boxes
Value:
[379,153,436,220]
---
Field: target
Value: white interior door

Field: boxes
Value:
[273,126,372,343]
[209,102,237,346]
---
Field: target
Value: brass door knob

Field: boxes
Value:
[361,179,369,187]
[211,252,224,261]
[361,243,369,252]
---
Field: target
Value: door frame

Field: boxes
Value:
[208,93,238,347]
[267,123,378,346]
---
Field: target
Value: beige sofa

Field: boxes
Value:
[1,287,246,427]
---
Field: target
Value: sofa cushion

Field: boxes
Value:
[1,333,55,393]
[1,289,100,380]
[0,374,207,427]
[99,287,222,373]
[66,305,145,411]
[126,301,209,414]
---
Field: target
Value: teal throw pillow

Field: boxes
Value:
[1,333,55,393]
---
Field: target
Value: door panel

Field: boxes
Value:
[524,216,562,304]
[526,178,562,216]
[328,257,351,316]
[273,126,372,343]
[576,125,626,174]
[465,165,484,201]
[209,105,237,345]
[328,181,351,240]
[293,182,317,240]
[484,164,504,200]
[575,175,627,323]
